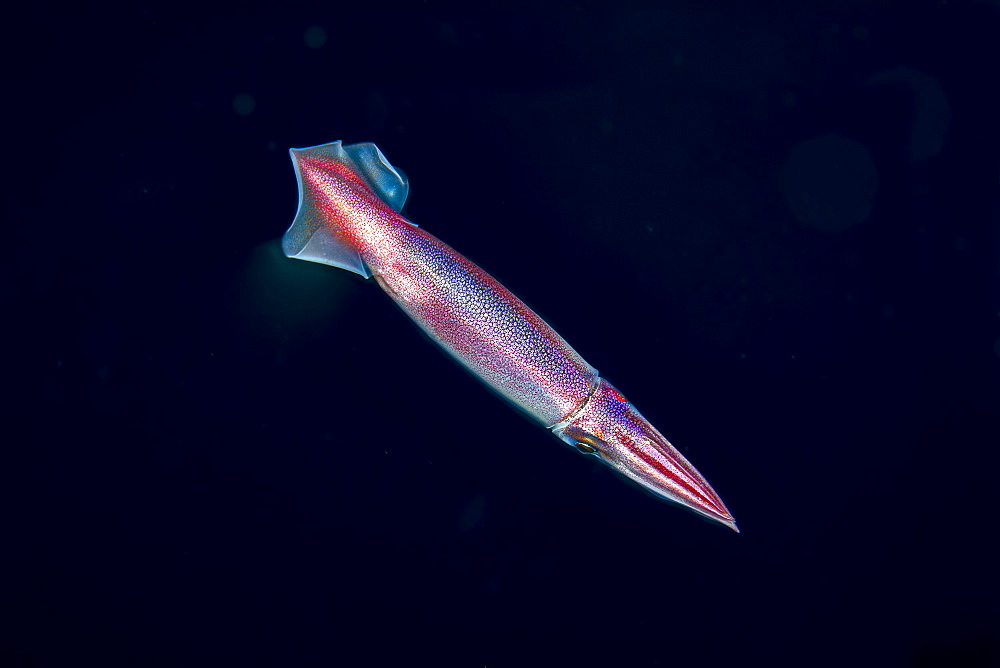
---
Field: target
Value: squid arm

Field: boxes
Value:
[281,140,737,532]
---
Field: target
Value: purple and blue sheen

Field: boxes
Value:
[282,140,736,531]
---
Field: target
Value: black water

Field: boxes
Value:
[5,5,998,667]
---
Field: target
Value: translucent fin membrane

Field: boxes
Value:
[282,141,410,277]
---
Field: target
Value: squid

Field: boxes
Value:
[282,140,737,531]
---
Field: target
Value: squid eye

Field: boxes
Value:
[562,428,604,456]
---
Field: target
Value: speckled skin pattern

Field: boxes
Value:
[554,379,735,530]
[289,143,735,530]
[294,150,596,427]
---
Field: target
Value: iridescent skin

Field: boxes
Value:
[283,141,736,531]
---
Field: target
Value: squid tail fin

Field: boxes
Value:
[281,140,409,278]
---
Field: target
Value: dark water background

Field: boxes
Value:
[5,4,999,666]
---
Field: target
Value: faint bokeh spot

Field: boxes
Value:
[232,93,256,116]
[365,90,389,132]
[304,25,327,49]
[868,67,951,163]
[783,134,879,233]
[457,493,487,532]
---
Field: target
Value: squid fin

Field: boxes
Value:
[281,141,409,278]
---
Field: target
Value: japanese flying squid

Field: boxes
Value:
[281,140,737,531]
